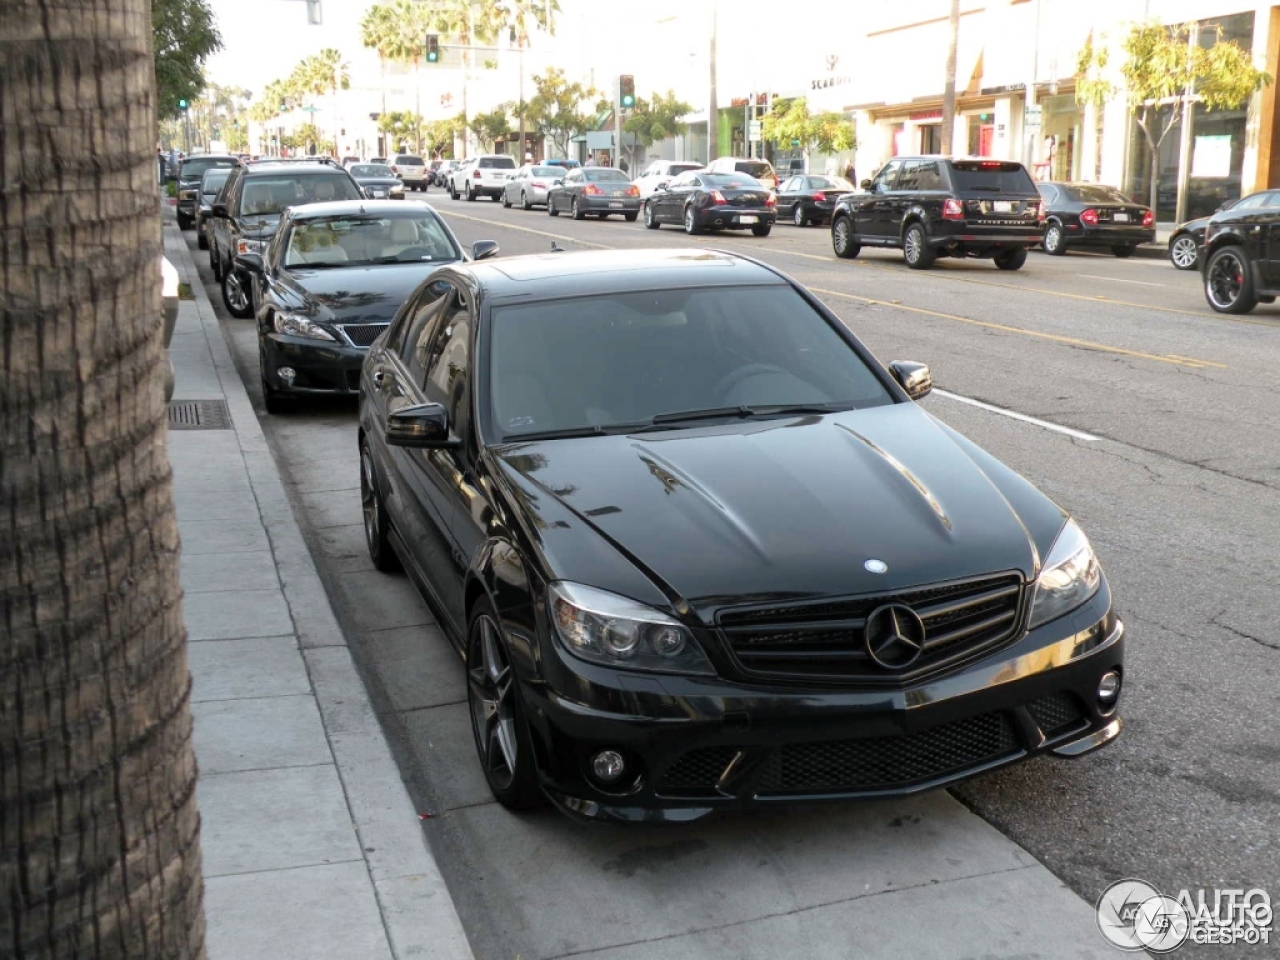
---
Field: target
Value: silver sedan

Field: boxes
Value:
[501,164,563,210]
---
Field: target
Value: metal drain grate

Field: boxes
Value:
[168,399,232,430]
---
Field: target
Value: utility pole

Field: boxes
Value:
[615,78,622,168]
[708,3,718,162]
[940,0,959,154]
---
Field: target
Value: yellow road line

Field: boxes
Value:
[809,286,1228,370]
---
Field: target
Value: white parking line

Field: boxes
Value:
[1076,273,1164,288]
[932,389,1100,441]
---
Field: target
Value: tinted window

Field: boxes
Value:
[484,286,893,439]
[201,170,231,195]
[422,298,471,430]
[351,164,395,177]
[284,213,460,267]
[871,160,902,193]
[1232,193,1270,210]
[949,161,1036,193]
[479,156,517,168]
[734,161,774,179]
[399,281,456,385]
[810,176,852,191]
[584,169,630,182]
[182,157,235,178]
[395,155,424,165]
[670,172,700,188]
[1060,184,1133,204]
[703,173,758,187]
[240,174,362,214]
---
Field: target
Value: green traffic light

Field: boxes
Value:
[427,50,439,62]
[178,98,189,110]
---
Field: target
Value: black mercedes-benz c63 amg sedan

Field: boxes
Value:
[357,248,1124,822]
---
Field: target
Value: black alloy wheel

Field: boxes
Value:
[571,197,585,220]
[467,603,543,810]
[832,215,860,259]
[548,194,559,216]
[683,205,701,235]
[644,201,660,229]
[360,440,399,572]
[903,223,936,269]
[1111,244,1135,258]
[222,267,253,319]
[994,247,1028,271]
[793,204,807,227]
[1043,222,1067,256]
[1204,246,1258,315]
[1169,234,1199,270]
[521,191,532,211]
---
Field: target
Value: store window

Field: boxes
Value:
[919,124,941,154]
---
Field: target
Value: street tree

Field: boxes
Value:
[623,90,693,171]
[287,122,334,156]
[153,0,222,116]
[2,0,207,957]
[425,112,467,158]
[1077,21,1270,217]
[309,49,351,156]
[472,108,512,152]
[761,97,855,168]
[379,110,426,154]
[360,4,397,118]
[379,0,434,119]
[526,66,598,159]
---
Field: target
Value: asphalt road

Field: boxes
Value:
[185,193,1279,958]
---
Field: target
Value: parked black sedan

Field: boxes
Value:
[1036,182,1154,257]
[546,167,641,220]
[233,200,497,412]
[643,170,777,236]
[357,248,1125,822]
[348,162,406,200]
[776,174,853,227]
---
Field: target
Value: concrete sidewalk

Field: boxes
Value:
[163,220,474,960]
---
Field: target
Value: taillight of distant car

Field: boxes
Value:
[812,192,827,201]
[709,190,727,205]
[1142,210,1154,228]
[765,192,776,207]
[626,185,639,196]
[1080,208,1099,226]
[532,181,546,189]
[473,169,482,179]
[582,184,603,196]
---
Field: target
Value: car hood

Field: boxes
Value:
[282,261,449,323]
[492,404,1066,617]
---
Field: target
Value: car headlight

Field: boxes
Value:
[1028,519,1102,629]
[274,313,335,341]
[548,581,715,675]
[236,238,265,255]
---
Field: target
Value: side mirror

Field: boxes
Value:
[888,361,933,401]
[656,182,669,192]
[554,178,564,186]
[471,240,499,261]
[860,179,872,191]
[385,403,459,449]
[235,252,264,273]
[211,203,229,218]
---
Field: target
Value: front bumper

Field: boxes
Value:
[520,590,1124,822]
[262,332,367,396]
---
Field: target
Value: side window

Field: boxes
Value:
[872,160,903,194]
[915,160,943,190]
[671,172,697,188]
[223,172,243,212]
[1235,194,1268,210]
[397,281,455,384]
[897,160,921,191]
[421,292,472,432]
[1263,192,1280,207]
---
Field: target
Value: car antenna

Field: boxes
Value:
[550,241,564,253]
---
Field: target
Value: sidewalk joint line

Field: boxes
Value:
[201,760,334,778]
[204,857,364,881]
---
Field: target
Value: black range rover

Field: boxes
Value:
[832,156,1043,270]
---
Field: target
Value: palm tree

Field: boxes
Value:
[361,4,396,123]
[381,0,434,125]
[497,0,560,158]
[312,48,350,156]
[3,0,206,955]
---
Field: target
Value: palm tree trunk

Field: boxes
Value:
[1,0,206,957]
[940,0,960,154]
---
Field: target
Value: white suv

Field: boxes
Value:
[449,154,518,201]
[633,160,704,200]
[704,156,778,191]
[391,154,428,191]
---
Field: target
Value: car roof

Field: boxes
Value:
[287,199,439,220]
[456,249,786,305]
[241,163,352,177]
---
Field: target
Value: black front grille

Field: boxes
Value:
[1027,692,1087,738]
[657,747,738,795]
[340,323,388,347]
[717,574,1025,683]
[756,711,1019,794]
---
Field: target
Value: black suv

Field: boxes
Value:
[175,154,238,230]
[207,159,364,318]
[831,156,1042,270]
[1200,189,1280,314]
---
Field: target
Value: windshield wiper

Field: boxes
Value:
[502,424,612,442]
[646,403,849,427]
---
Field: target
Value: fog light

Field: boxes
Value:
[1098,670,1121,705]
[278,366,296,384]
[591,749,626,783]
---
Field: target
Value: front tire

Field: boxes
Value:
[903,223,935,269]
[222,268,253,319]
[210,244,222,280]
[1169,234,1199,270]
[197,227,208,250]
[832,215,861,259]
[683,206,701,235]
[1204,246,1258,315]
[467,602,544,810]
[643,201,660,229]
[1043,222,1067,256]
[994,246,1028,271]
[177,213,193,231]
[360,441,399,572]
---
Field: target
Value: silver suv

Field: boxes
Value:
[391,154,428,191]
[449,154,518,201]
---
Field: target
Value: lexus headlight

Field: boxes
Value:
[236,238,265,255]
[1028,519,1102,629]
[548,581,714,675]
[274,313,335,341]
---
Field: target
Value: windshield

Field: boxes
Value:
[480,156,517,168]
[704,173,759,188]
[485,286,893,440]
[240,175,362,215]
[1060,184,1134,204]
[530,166,560,178]
[950,161,1036,193]
[284,214,460,267]
[284,213,460,267]
[201,170,231,195]
[584,169,630,182]
[395,156,424,165]
[352,164,395,177]
[182,157,235,178]
[735,161,774,179]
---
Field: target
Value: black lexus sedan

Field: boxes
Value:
[775,174,854,227]
[643,170,777,236]
[348,162,406,200]
[357,248,1125,822]
[1036,182,1155,257]
[234,200,497,412]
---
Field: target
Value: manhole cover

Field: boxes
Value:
[168,399,232,430]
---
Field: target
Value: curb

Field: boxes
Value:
[165,216,475,960]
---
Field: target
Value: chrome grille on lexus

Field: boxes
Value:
[717,574,1024,682]
[340,323,388,347]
